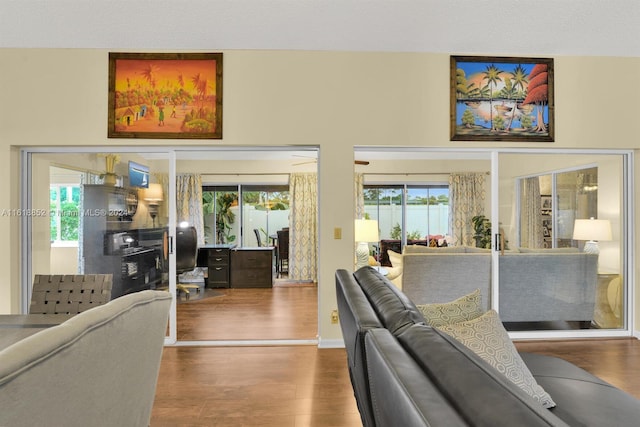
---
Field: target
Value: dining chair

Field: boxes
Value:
[254,228,263,247]
[277,229,289,277]
[29,274,113,314]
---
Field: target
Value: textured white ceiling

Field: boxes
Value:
[1,0,639,57]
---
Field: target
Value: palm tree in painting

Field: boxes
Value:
[522,63,549,133]
[191,73,210,112]
[140,63,159,89]
[482,64,503,131]
[504,64,529,131]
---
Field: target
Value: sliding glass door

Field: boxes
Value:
[496,151,630,337]
[25,149,173,335]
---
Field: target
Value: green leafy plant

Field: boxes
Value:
[472,215,492,249]
[216,193,237,243]
[389,223,421,240]
[472,215,509,249]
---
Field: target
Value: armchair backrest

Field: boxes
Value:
[30,274,113,314]
[0,290,172,427]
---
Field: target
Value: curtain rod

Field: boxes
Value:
[201,173,291,176]
[364,172,490,176]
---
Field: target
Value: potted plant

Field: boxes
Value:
[215,193,237,244]
[472,215,509,250]
[472,215,492,249]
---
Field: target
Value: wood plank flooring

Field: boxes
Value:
[176,283,318,341]
[152,282,640,426]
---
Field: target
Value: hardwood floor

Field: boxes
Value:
[514,338,640,400]
[176,282,318,341]
[151,346,361,426]
[152,282,640,426]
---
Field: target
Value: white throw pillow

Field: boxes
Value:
[436,310,556,409]
[387,250,403,267]
[417,289,483,327]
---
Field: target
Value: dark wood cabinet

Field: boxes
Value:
[231,248,274,288]
[82,185,163,299]
[198,244,234,288]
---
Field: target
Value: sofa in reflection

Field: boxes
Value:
[390,245,599,325]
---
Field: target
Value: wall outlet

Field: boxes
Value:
[331,309,339,324]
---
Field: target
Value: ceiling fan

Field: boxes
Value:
[292,155,369,166]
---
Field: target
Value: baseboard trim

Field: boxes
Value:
[318,338,345,349]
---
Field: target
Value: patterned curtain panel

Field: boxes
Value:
[289,173,318,282]
[355,172,365,219]
[520,177,543,248]
[449,172,486,247]
[176,174,205,245]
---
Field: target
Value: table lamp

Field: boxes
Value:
[355,219,379,270]
[143,183,164,227]
[572,217,612,255]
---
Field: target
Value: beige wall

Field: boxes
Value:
[2,49,640,340]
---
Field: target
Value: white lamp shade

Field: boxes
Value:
[143,183,164,203]
[572,218,612,241]
[355,219,379,242]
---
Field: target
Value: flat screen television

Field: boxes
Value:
[128,161,149,188]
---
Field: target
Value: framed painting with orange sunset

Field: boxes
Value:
[108,52,223,139]
[450,55,554,142]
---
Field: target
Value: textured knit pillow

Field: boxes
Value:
[436,309,556,409]
[416,289,483,327]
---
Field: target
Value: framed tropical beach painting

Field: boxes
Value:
[450,56,554,142]
[108,52,223,139]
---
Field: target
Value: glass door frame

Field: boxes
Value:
[492,148,634,340]
[21,145,320,346]
[21,147,179,344]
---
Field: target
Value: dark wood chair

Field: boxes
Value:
[30,274,113,314]
[254,228,263,247]
[277,229,289,277]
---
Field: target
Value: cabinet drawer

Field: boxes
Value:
[208,254,229,266]
[208,265,230,284]
[231,250,272,269]
[231,269,272,288]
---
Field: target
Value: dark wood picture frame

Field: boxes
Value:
[450,55,554,142]
[108,52,223,139]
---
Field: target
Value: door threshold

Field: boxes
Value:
[167,338,319,347]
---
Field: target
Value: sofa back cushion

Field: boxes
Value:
[402,252,491,310]
[364,328,468,427]
[335,269,382,427]
[396,324,568,427]
[353,267,425,334]
[404,244,465,254]
[498,252,598,322]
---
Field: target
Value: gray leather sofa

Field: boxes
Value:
[0,290,172,427]
[336,267,640,426]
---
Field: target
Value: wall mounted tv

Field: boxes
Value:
[128,161,149,188]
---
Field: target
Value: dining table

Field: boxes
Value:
[0,314,74,351]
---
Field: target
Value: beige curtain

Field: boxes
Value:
[520,177,543,248]
[449,172,486,247]
[176,174,205,245]
[289,173,318,281]
[355,172,365,219]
